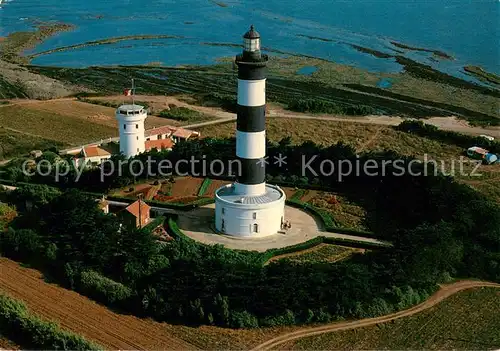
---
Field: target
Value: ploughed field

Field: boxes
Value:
[0,258,196,350]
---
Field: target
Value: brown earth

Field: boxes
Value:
[0,258,196,350]
[170,177,205,197]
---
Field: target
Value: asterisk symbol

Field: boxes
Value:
[256,157,269,168]
[274,154,287,167]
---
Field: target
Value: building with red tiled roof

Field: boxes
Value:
[172,128,199,142]
[145,139,174,152]
[145,126,176,140]
[118,199,151,229]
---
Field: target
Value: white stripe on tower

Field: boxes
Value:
[237,79,266,107]
[236,131,266,159]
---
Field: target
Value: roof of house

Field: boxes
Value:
[83,146,111,158]
[145,126,176,137]
[145,139,174,151]
[468,146,489,154]
[122,200,151,218]
[172,128,195,139]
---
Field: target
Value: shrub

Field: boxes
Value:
[78,270,133,306]
[0,228,41,260]
[0,293,100,350]
[158,106,204,121]
[287,98,377,116]
[229,310,259,328]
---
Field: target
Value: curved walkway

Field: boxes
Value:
[251,280,500,351]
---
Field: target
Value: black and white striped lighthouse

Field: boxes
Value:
[214,25,285,237]
[234,25,268,196]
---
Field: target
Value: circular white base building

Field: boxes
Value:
[215,183,285,237]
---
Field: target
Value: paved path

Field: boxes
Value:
[251,280,500,351]
[177,204,390,251]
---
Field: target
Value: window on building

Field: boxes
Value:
[222,208,225,215]
[137,148,139,153]
[158,134,162,140]
[146,138,150,141]
[253,212,257,219]
[136,124,139,129]
[123,124,126,130]
[253,224,258,233]
[221,219,225,232]
[136,136,139,140]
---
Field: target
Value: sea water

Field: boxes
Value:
[0,0,497,78]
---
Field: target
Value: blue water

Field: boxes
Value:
[0,0,498,79]
[297,66,318,75]
[376,78,393,89]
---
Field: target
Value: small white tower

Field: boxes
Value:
[116,104,147,158]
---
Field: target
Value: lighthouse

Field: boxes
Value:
[116,82,147,158]
[214,25,286,237]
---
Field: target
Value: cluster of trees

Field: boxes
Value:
[287,98,378,116]
[396,120,500,154]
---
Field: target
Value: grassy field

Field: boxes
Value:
[276,244,360,264]
[284,287,500,350]
[0,128,66,160]
[0,104,117,146]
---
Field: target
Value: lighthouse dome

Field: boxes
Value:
[243,25,260,39]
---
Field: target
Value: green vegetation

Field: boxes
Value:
[77,97,149,109]
[197,178,212,196]
[158,106,211,122]
[396,120,500,154]
[1,128,498,330]
[26,54,499,125]
[287,98,378,115]
[0,23,75,64]
[390,41,454,60]
[0,128,66,160]
[464,65,500,86]
[0,105,116,146]
[290,287,500,350]
[27,35,182,61]
[279,244,355,264]
[0,77,28,99]
[78,270,133,306]
[0,293,100,350]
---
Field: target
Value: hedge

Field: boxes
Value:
[290,189,306,201]
[78,270,134,306]
[142,216,166,232]
[166,218,387,267]
[0,293,101,350]
[197,178,212,196]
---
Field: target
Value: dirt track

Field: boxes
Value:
[0,258,196,350]
[252,280,500,351]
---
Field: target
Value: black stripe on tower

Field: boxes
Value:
[236,157,266,184]
[237,105,265,132]
[238,65,266,80]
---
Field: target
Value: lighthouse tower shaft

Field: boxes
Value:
[234,25,268,196]
[214,25,285,238]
